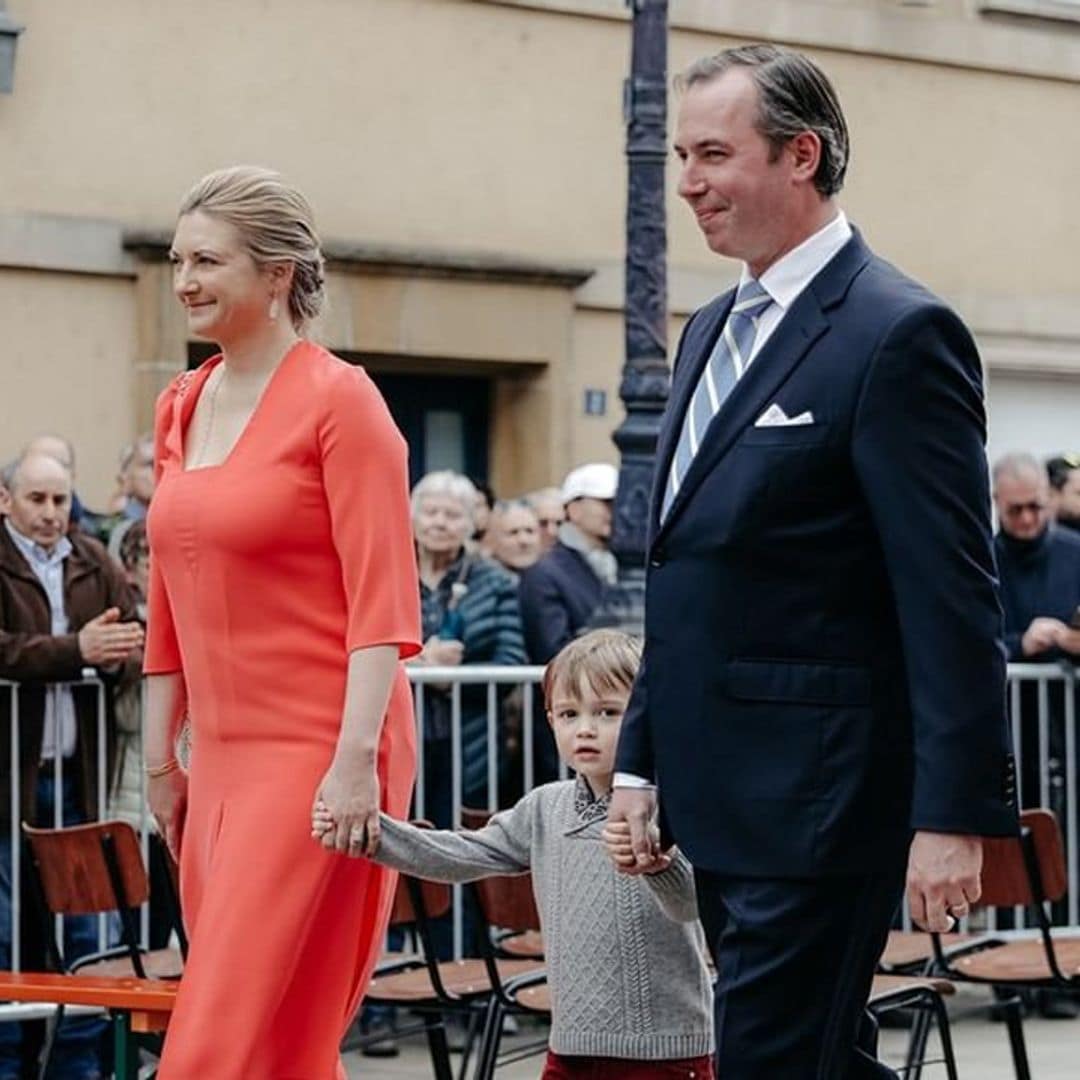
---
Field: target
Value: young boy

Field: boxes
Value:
[314,629,714,1078]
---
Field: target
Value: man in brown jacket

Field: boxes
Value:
[0,450,142,1080]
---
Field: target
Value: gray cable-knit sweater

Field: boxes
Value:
[375,778,714,1060]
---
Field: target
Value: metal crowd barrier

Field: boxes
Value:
[1,662,1078,970]
[409,664,548,955]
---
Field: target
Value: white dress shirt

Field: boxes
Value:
[614,211,854,791]
[4,518,78,760]
[735,210,852,367]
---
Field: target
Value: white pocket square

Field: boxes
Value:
[754,404,815,428]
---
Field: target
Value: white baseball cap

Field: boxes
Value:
[561,463,618,504]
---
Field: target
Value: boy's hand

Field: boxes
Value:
[604,789,667,875]
[311,799,335,839]
[311,799,380,856]
[603,821,673,873]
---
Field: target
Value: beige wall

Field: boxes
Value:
[1,0,1078,501]
[0,268,136,507]
[4,0,1078,295]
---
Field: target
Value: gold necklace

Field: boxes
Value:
[191,368,226,469]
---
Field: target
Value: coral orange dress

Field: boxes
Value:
[144,342,421,1079]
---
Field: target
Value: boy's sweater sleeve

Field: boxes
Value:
[374,792,537,884]
[640,848,700,923]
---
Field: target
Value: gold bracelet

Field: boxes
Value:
[145,758,181,779]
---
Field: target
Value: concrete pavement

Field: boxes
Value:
[345,985,1076,1077]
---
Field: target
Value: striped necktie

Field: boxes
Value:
[662,278,773,521]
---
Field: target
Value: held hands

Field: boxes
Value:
[311,751,381,858]
[906,830,983,932]
[603,786,668,875]
[1022,617,1080,657]
[602,819,671,874]
[419,636,465,667]
[78,607,144,667]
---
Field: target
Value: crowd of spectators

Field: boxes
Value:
[1,428,1079,1057]
[990,451,1080,1019]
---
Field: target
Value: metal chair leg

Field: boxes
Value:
[36,1002,63,1080]
[904,1005,933,1080]
[1001,995,1033,1080]
[420,1010,454,1080]
[927,991,959,1080]
[472,997,504,1080]
[457,1008,484,1080]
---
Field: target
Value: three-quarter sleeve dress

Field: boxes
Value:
[144,342,421,1079]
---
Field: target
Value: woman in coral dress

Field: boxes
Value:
[142,166,421,1079]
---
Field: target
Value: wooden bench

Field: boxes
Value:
[0,971,178,1079]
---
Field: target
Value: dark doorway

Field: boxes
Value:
[187,341,217,368]
[185,345,491,488]
[371,372,490,489]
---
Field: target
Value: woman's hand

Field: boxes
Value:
[148,769,188,862]
[312,751,381,858]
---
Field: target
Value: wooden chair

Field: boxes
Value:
[22,821,184,981]
[867,974,959,1080]
[22,820,184,1079]
[879,929,973,974]
[362,826,543,1080]
[467,869,549,1080]
[931,808,1080,1080]
[460,806,545,961]
[876,928,976,1079]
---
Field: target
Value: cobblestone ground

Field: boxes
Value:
[344,986,1077,1078]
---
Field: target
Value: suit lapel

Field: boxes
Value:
[653,229,873,542]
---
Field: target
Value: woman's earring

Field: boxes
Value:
[268,294,280,321]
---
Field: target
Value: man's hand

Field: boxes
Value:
[605,786,664,875]
[1054,624,1080,657]
[78,607,144,667]
[1022,617,1066,657]
[906,830,982,932]
[601,819,671,874]
[419,636,465,666]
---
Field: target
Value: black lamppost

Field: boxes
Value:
[591,0,670,635]
[0,4,23,94]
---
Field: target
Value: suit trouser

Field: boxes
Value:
[694,861,906,1080]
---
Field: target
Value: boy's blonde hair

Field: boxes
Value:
[543,629,642,710]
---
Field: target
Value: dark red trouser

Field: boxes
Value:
[541,1051,715,1078]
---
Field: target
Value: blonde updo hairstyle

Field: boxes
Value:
[178,165,326,330]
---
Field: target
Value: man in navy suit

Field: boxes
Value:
[604,45,1017,1078]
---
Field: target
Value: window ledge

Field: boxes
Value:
[978,1,1080,25]
[477,0,1080,83]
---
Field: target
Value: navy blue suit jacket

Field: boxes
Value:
[615,229,1018,877]
[519,542,603,664]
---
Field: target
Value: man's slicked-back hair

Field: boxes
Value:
[677,44,850,197]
